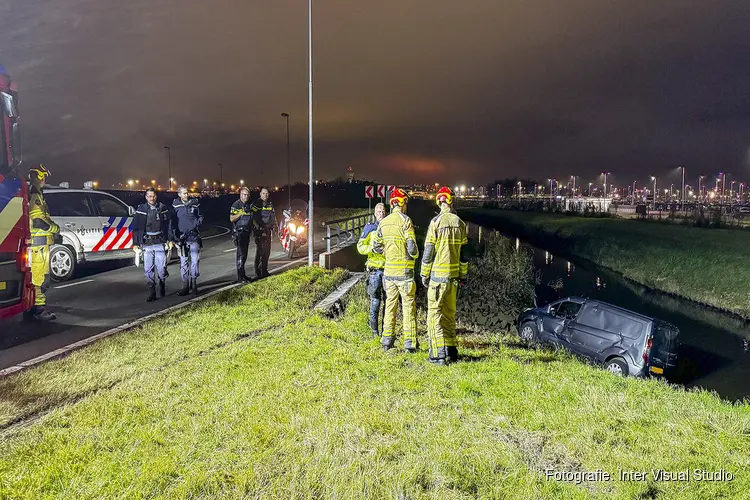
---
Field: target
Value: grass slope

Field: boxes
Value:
[461,209,750,318]
[0,268,748,499]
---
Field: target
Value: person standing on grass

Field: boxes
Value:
[373,188,419,352]
[420,186,468,365]
[357,202,386,338]
[251,187,276,279]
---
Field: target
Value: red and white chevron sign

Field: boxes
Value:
[377,185,386,198]
[365,185,374,199]
[387,185,395,192]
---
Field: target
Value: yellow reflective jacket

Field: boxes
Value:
[373,206,419,280]
[29,186,59,246]
[357,220,385,270]
[421,205,468,282]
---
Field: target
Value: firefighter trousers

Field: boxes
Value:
[29,245,50,307]
[381,278,417,349]
[426,280,458,361]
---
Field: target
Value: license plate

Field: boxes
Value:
[0,281,5,291]
[650,366,664,375]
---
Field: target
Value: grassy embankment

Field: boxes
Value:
[461,208,750,318]
[1,248,748,498]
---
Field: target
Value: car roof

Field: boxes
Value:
[559,296,654,323]
[44,188,122,198]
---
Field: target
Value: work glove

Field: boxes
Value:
[421,276,430,288]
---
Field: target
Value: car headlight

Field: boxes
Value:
[288,223,296,232]
[296,225,305,234]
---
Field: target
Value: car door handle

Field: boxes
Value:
[65,222,76,227]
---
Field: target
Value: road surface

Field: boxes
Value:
[0,229,325,370]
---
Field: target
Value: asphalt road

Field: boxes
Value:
[0,228,324,370]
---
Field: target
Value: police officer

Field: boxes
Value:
[133,188,171,302]
[230,187,253,283]
[373,188,419,352]
[421,187,468,365]
[27,164,59,321]
[172,186,203,295]
[357,202,386,338]
[251,187,276,279]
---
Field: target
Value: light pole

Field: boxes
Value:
[218,163,223,187]
[632,181,637,204]
[281,112,291,210]
[602,172,609,199]
[307,0,314,266]
[164,146,171,191]
[680,166,686,211]
[698,175,704,203]
[651,176,657,208]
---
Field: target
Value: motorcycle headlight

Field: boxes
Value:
[288,223,296,232]
[296,225,305,234]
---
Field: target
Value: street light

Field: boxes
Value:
[307,0,314,266]
[679,166,686,211]
[281,112,291,211]
[601,172,609,199]
[164,146,171,191]
[218,163,223,186]
[651,176,657,207]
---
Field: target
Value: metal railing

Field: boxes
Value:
[321,213,374,253]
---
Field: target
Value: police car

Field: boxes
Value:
[44,183,174,281]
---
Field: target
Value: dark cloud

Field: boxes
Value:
[2,0,750,189]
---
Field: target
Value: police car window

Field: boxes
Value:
[45,192,94,217]
[90,194,129,217]
[555,301,582,320]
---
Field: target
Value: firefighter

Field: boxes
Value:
[132,188,172,302]
[172,186,204,295]
[26,164,59,321]
[230,187,253,283]
[251,187,276,279]
[357,202,386,338]
[421,186,468,365]
[373,188,419,352]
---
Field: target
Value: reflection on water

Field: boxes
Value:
[468,222,750,402]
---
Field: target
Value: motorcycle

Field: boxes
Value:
[280,199,309,259]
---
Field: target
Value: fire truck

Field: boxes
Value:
[0,63,34,319]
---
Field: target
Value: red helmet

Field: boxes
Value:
[389,188,408,207]
[436,186,454,206]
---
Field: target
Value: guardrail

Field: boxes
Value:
[321,213,374,253]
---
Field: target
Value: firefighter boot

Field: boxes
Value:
[146,284,157,302]
[159,280,166,297]
[177,280,191,296]
[446,346,459,364]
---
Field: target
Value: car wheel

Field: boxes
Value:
[519,322,539,343]
[49,245,76,282]
[604,357,629,376]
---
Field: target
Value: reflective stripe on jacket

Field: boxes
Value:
[357,221,385,269]
[421,205,468,282]
[373,206,418,280]
[29,187,59,245]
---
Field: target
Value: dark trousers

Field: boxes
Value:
[366,269,385,334]
[235,231,251,277]
[254,232,272,277]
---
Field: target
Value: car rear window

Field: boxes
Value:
[576,304,645,339]
[46,192,94,217]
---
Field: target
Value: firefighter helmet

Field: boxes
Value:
[436,186,454,206]
[28,164,51,182]
[389,188,408,207]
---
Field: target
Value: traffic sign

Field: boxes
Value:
[387,185,395,192]
[365,185,374,199]
[377,185,386,198]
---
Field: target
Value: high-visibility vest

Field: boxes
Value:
[373,206,418,280]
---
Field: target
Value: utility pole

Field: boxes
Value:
[308,0,314,266]
[281,112,291,210]
[164,146,171,191]
[218,163,223,188]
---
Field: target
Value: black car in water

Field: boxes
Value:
[517,296,679,377]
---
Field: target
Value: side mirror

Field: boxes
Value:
[128,206,136,216]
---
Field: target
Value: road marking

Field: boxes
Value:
[223,248,235,253]
[203,225,231,240]
[0,256,312,378]
[54,279,94,289]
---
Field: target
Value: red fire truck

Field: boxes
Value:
[0,63,34,319]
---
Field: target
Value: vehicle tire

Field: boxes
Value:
[49,245,76,282]
[604,357,629,376]
[287,240,296,259]
[519,321,539,344]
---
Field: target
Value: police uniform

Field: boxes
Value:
[172,197,203,294]
[251,198,276,278]
[421,203,468,364]
[133,201,171,300]
[230,198,253,282]
[372,200,419,351]
[357,220,385,337]
[28,183,59,319]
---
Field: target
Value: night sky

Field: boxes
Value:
[2,0,750,190]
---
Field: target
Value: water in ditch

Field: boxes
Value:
[468,223,750,402]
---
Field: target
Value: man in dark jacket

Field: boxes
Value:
[133,188,172,302]
[230,187,253,283]
[172,186,204,295]
[251,187,276,278]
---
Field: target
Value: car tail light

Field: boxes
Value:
[643,335,653,364]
